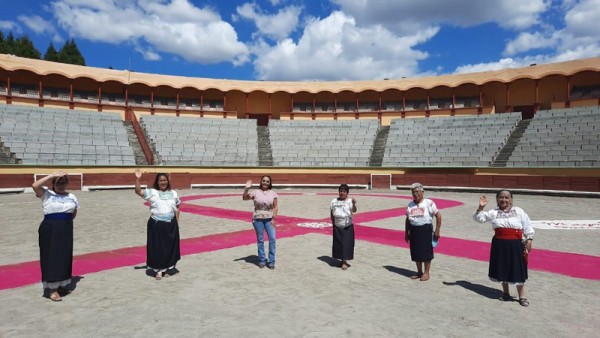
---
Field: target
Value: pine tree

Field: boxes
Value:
[4,31,16,55]
[58,39,85,66]
[0,31,6,54]
[44,43,59,61]
[14,35,41,59]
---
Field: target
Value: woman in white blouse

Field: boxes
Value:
[405,183,442,282]
[330,184,357,270]
[135,169,181,280]
[32,171,80,302]
[474,190,534,307]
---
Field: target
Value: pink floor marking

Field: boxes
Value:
[2,193,599,291]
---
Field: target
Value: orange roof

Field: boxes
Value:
[1,53,599,93]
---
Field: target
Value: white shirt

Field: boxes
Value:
[144,188,180,222]
[41,188,79,214]
[330,197,354,228]
[473,206,534,240]
[406,198,438,226]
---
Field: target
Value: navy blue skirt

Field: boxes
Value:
[38,218,73,284]
[489,237,528,284]
[146,217,181,270]
[409,223,434,262]
[332,224,355,260]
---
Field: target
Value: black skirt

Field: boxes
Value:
[147,217,181,270]
[489,237,528,284]
[332,224,355,260]
[409,223,433,262]
[38,219,73,283]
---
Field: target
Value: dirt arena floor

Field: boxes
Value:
[1,187,599,337]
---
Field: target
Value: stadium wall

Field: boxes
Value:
[1,167,598,194]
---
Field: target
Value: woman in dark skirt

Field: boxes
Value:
[474,190,534,307]
[135,169,181,280]
[32,171,80,302]
[330,184,357,270]
[405,183,442,282]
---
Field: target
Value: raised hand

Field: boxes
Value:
[479,196,488,208]
[245,179,252,189]
[52,170,67,178]
[135,168,142,179]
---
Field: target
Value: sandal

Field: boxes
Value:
[519,298,530,307]
[154,271,164,280]
[499,293,512,302]
[57,287,71,296]
[419,273,430,281]
[410,272,423,280]
[49,291,62,302]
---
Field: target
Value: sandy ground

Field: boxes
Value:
[1,188,599,337]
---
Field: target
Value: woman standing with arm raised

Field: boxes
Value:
[474,190,534,307]
[243,176,278,269]
[135,169,181,280]
[32,171,80,302]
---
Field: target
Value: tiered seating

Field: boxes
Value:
[141,115,258,166]
[507,107,600,167]
[383,113,521,167]
[0,104,135,165]
[269,120,378,167]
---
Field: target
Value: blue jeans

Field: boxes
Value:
[252,218,276,264]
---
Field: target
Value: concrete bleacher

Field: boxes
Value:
[140,115,258,166]
[506,107,600,167]
[0,104,135,165]
[383,113,521,167]
[269,119,378,167]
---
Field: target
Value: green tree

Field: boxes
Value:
[14,35,41,59]
[58,38,85,65]
[44,42,59,62]
[0,31,5,54]
[4,31,16,55]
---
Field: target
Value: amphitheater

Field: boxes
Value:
[1,54,600,337]
[1,54,599,193]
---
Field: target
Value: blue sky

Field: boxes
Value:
[1,0,599,81]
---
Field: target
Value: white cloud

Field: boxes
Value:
[453,58,530,74]
[563,0,600,39]
[455,0,600,75]
[253,11,435,81]
[17,15,63,44]
[0,20,21,33]
[236,3,301,41]
[503,31,556,56]
[49,0,249,64]
[332,0,550,32]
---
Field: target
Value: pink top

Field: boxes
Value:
[250,189,278,219]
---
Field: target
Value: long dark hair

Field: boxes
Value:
[153,173,171,190]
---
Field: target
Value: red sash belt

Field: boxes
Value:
[494,228,523,240]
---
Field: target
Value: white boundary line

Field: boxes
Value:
[190,183,370,190]
[531,220,600,230]
[395,185,600,198]
[83,185,147,191]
